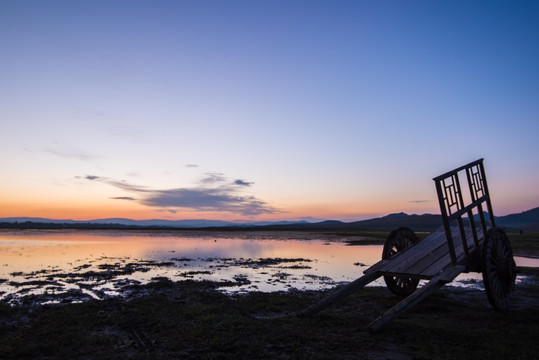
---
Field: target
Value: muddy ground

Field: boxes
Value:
[1,267,538,360]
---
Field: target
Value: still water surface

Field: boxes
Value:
[1,230,536,305]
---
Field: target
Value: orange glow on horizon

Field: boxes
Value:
[0,196,533,223]
[0,196,442,222]
[0,199,157,221]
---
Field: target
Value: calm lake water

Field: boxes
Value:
[1,229,537,305]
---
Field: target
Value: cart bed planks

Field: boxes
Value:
[299,159,517,331]
[377,225,482,278]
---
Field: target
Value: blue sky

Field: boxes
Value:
[1,1,538,221]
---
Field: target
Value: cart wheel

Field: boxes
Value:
[482,227,516,311]
[382,227,420,297]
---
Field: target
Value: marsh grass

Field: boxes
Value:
[1,273,538,360]
[508,232,539,256]
[1,230,538,359]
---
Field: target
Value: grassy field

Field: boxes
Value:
[1,269,538,360]
[507,231,539,256]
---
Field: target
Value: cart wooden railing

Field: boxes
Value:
[299,159,516,331]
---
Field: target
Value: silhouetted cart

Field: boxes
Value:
[300,159,517,331]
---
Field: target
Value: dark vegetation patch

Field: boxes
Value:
[8,280,54,288]
[303,274,332,282]
[508,232,539,257]
[1,256,325,307]
[282,264,312,269]
[0,275,538,360]
[178,270,214,278]
[10,260,179,284]
[1,230,537,358]
[233,257,312,267]
[345,239,385,246]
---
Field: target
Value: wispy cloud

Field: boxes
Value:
[110,196,136,201]
[409,200,432,203]
[82,175,151,193]
[200,172,227,185]
[45,146,99,161]
[81,172,280,216]
[103,179,151,193]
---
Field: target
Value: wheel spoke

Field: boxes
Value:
[383,228,420,297]
[482,227,515,310]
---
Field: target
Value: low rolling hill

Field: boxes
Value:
[1,207,538,232]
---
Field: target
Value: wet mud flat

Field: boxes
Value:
[0,256,335,307]
[1,269,538,359]
[0,229,389,307]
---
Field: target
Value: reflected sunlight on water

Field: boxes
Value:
[1,230,537,305]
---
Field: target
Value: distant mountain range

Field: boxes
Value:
[0,217,308,229]
[1,207,538,232]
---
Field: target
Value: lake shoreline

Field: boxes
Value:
[2,229,538,358]
[2,229,538,308]
[1,268,538,359]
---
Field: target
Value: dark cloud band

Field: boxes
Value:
[81,173,279,216]
[110,196,136,201]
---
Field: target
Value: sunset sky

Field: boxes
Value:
[1,1,538,222]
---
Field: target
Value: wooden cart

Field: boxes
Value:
[300,159,517,331]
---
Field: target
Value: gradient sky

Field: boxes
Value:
[1,1,538,222]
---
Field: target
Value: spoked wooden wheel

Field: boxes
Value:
[382,227,420,297]
[482,227,516,310]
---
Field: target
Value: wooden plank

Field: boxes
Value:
[299,231,449,318]
[415,227,483,277]
[412,233,471,276]
[372,230,447,275]
[421,244,468,276]
[381,226,482,278]
[379,229,453,276]
[418,252,456,277]
[401,245,451,276]
[363,258,391,275]
[298,270,382,318]
[385,236,450,276]
[367,265,465,332]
